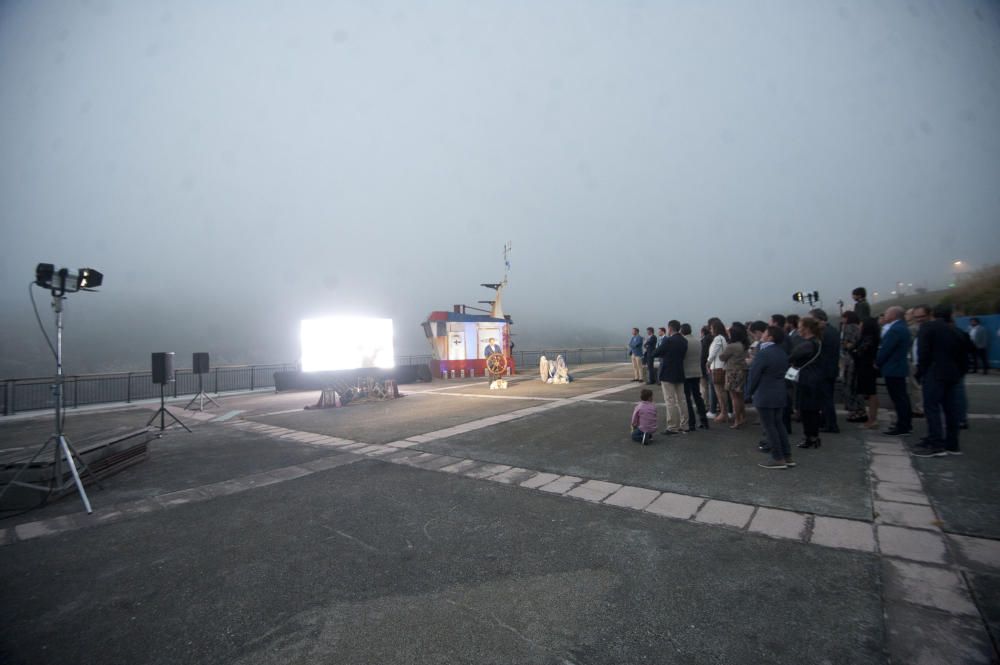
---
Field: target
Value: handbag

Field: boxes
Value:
[785,341,822,383]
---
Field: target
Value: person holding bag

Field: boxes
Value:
[789,317,824,449]
[706,319,730,424]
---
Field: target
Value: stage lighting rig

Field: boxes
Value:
[35,263,103,296]
[792,290,821,307]
[0,263,106,514]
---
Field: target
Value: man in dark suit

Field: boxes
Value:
[483,338,503,357]
[876,306,913,436]
[749,326,792,468]
[912,305,967,456]
[654,321,688,434]
[810,308,841,434]
[643,327,658,384]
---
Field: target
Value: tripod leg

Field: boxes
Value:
[164,408,193,433]
[62,436,104,490]
[58,436,92,514]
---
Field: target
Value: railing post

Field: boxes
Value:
[250,365,255,391]
[73,376,78,409]
[127,373,132,403]
[173,370,178,398]
[214,367,219,394]
[4,380,12,416]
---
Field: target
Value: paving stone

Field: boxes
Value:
[487,467,537,485]
[878,525,948,564]
[867,442,906,456]
[566,480,623,503]
[537,475,583,494]
[694,500,755,528]
[644,492,705,520]
[115,498,163,516]
[386,439,420,448]
[949,534,1000,571]
[397,452,440,466]
[874,500,940,531]
[874,482,930,505]
[519,472,561,489]
[748,507,809,541]
[299,454,359,472]
[0,528,13,546]
[154,487,210,507]
[439,459,482,475]
[882,559,978,616]
[338,443,370,451]
[870,454,915,470]
[265,466,313,481]
[870,464,921,485]
[810,516,877,552]
[413,455,464,470]
[14,515,80,541]
[884,601,995,665]
[464,463,513,479]
[384,450,426,464]
[604,486,661,511]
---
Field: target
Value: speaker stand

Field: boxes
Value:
[184,374,220,411]
[148,384,192,434]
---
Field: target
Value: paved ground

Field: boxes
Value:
[0,364,997,664]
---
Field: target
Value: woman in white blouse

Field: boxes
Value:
[706,319,730,423]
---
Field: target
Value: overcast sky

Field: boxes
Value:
[2,1,999,375]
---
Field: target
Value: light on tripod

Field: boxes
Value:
[35,263,104,296]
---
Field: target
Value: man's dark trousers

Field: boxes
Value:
[684,377,707,428]
[884,376,912,432]
[922,376,960,451]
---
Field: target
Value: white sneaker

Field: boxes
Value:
[706,412,717,419]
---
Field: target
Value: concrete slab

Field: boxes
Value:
[486,467,537,485]
[439,459,482,475]
[810,516,876,552]
[463,463,512,480]
[604,486,661,511]
[873,500,939,531]
[566,480,622,503]
[537,475,583,494]
[949,534,1000,572]
[874,482,931,505]
[877,525,948,564]
[645,492,704,520]
[882,559,978,616]
[748,508,809,541]
[519,472,560,489]
[694,500,755,529]
[884,597,995,665]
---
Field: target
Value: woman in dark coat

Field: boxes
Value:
[790,317,825,449]
[853,317,880,429]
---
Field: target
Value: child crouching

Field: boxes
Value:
[631,388,657,445]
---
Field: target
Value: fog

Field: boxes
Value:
[2,1,999,377]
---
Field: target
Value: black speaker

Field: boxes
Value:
[192,352,210,375]
[152,352,175,384]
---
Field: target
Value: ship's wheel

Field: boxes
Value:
[486,352,507,378]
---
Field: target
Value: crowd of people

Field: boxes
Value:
[628,287,983,468]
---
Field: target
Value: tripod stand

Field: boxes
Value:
[183,372,219,411]
[0,296,102,513]
[148,383,192,433]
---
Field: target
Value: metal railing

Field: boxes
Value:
[1,348,630,416]
[2,364,298,416]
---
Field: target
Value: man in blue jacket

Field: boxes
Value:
[876,306,912,435]
[749,326,792,469]
[628,328,644,382]
[913,305,967,456]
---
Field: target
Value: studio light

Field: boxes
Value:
[35,263,103,296]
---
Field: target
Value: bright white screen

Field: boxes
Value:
[301,317,395,371]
